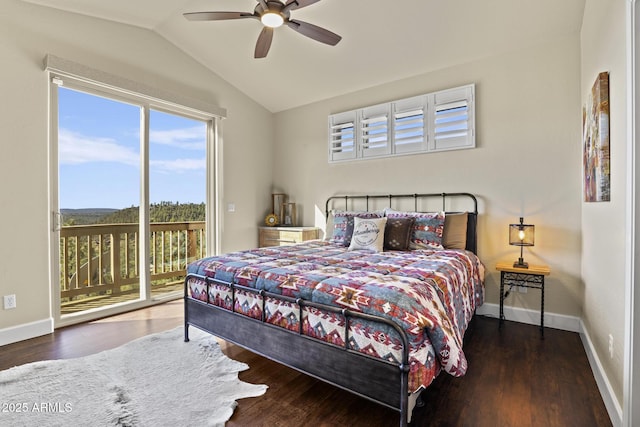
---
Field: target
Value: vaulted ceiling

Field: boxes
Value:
[21,0,585,112]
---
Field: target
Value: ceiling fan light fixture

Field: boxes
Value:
[184,0,342,58]
[261,12,284,28]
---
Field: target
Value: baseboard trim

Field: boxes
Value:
[0,318,53,347]
[579,320,623,427]
[475,303,620,426]
[475,302,581,332]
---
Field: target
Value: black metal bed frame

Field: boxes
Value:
[184,192,479,427]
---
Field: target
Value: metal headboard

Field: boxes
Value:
[325,192,479,254]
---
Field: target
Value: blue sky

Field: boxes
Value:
[58,88,206,209]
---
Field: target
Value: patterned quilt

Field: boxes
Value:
[187,240,485,392]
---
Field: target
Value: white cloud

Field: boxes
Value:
[151,158,205,174]
[149,126,205,150]
[59,127,205,171]
[59,128,139,166]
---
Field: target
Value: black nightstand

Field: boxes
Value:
[496,262,551,337]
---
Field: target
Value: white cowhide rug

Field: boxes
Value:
[0,327,267,426]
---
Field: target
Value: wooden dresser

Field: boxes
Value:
[258,226,319,247]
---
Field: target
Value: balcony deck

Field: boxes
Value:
[59,221,204,316]
[60,280,183,315]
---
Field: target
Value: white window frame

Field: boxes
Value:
[393,95,428,155]
[360,104,391,158]
[328,84,475,163]
[328,111,357,161]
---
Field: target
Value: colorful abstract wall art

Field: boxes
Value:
[583,72,610,202]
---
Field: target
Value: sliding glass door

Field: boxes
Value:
[52,80,214,326]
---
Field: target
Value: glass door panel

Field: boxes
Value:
[148,110,207,299]
[58,87,141,316]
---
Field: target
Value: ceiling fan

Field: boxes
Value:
[184,0,342,58]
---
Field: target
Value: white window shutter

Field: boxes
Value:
[328,83,476,163]
[429,84,475,151]
[392,95,427,154]
[360,104,391,158]
[328,111,357,162]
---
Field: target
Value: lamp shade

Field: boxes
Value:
[509,218,534,247]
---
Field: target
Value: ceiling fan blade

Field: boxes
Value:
[287,19,341,46]
[283,0,321,12]
[183,12,255,21]
[254,27,274,58]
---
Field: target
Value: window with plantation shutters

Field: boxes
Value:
[328,84,475,163]
[329,111,357,162]
[393,95,427,154]
[430,86,475,151]
[360,104,390,158]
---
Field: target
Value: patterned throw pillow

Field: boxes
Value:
[348,217,387,252]
[330,211,384,246]
[386,211,445,250]
[383,217,415,251]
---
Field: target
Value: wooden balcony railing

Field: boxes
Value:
[59,222,206,303]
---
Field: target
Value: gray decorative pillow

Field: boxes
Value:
[348,217,387,252]
[384,217,415,251]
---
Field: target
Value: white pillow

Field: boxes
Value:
[324,209,336,241]
[348,217,387,252]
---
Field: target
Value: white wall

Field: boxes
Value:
[274,35,583,322]
[580,0,628,409]
[0,0,274,332]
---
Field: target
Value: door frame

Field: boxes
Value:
[625,1,639,426]
[46,56,224,328]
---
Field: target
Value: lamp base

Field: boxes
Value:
[513,259,529,269]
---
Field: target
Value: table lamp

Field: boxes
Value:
[509,217,535,268]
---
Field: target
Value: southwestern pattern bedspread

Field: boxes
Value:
[187,240,484,392]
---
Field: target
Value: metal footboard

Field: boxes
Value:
[184,273,412,427]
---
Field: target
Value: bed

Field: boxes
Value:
[184,192,484,426]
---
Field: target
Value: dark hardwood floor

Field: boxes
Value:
[0,300,612,427]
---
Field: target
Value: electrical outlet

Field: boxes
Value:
[3,294,16,310]
[608,334,614,359]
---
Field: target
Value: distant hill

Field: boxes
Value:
[61,202,205,226]
[61,208,118,225]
